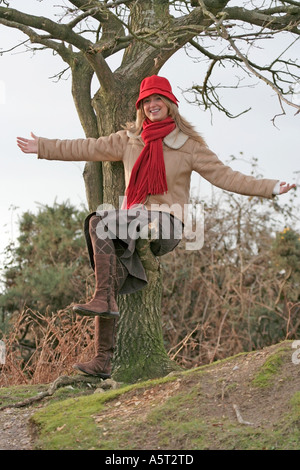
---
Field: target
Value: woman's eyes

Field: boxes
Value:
[144,96,162,104]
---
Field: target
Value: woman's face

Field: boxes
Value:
[143,94,169,122]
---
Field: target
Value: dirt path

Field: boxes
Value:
[0,407,34,450]
[0,375,106,450]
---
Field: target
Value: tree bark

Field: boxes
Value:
[70,54,104,211]
[113,236,181,383]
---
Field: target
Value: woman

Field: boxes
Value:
[17,75,296,378]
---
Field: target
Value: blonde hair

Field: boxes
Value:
[125,96,206,146]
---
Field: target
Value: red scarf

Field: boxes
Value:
[124,117,176,209]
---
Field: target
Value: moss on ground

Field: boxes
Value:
[2,341,299,450]
[0,384,48,408]
[93,382,300,451]
[251,347,289,388]
[31,377,177,450]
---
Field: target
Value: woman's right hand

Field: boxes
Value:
[16,132,39,154]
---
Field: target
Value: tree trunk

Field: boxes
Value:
[113,230,181,383]
[70,54,103,211]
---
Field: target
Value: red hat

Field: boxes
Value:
[136,75,179,109]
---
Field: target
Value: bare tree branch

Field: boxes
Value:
[0,17,73,61]
[68,0,125,37]
[66,6,99,29]
[225,5,300,35]
[0,6,92,50]
[182,0,300,117]
[0,5,116,91]
[1,0,299,119]
[223,30,300,113]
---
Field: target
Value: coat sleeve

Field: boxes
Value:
[192,142,279,199]
[37,130,128,162]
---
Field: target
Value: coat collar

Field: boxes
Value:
[127,127,189,150]
[164,128,189,149]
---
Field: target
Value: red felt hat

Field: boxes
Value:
[136,75,179,109]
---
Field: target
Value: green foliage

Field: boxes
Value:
[0,201,90,317]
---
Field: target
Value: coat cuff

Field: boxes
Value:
[272,181,281,195]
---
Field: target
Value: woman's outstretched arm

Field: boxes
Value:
[16,131,127,162]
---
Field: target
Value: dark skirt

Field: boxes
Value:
[84,208,183,294]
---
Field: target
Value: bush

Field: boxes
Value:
[161,188,300,368]
[0,201,92,317]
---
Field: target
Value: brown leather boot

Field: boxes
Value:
[73,316,116,378]
[73,253,119,318]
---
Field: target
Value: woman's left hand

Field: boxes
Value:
[279,182,297,194]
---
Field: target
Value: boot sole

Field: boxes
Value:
[73,364,111,379]
[73,305,120,319]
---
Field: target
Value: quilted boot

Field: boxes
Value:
[73,252,119,318]
[73,316,116,378]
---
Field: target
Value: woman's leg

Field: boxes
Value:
[73,316,117,378]
[73,215,127,318]
[73,215,128,377]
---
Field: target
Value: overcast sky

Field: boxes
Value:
[0,0,299,274]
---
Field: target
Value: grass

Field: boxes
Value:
[2,341,298,450]
[31,376,178,450]
[32,373,300,450]
[0,384,48,408]
[251,347,289,388]
[32,385,136,450]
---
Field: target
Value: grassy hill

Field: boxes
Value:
[0,340,299,450]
